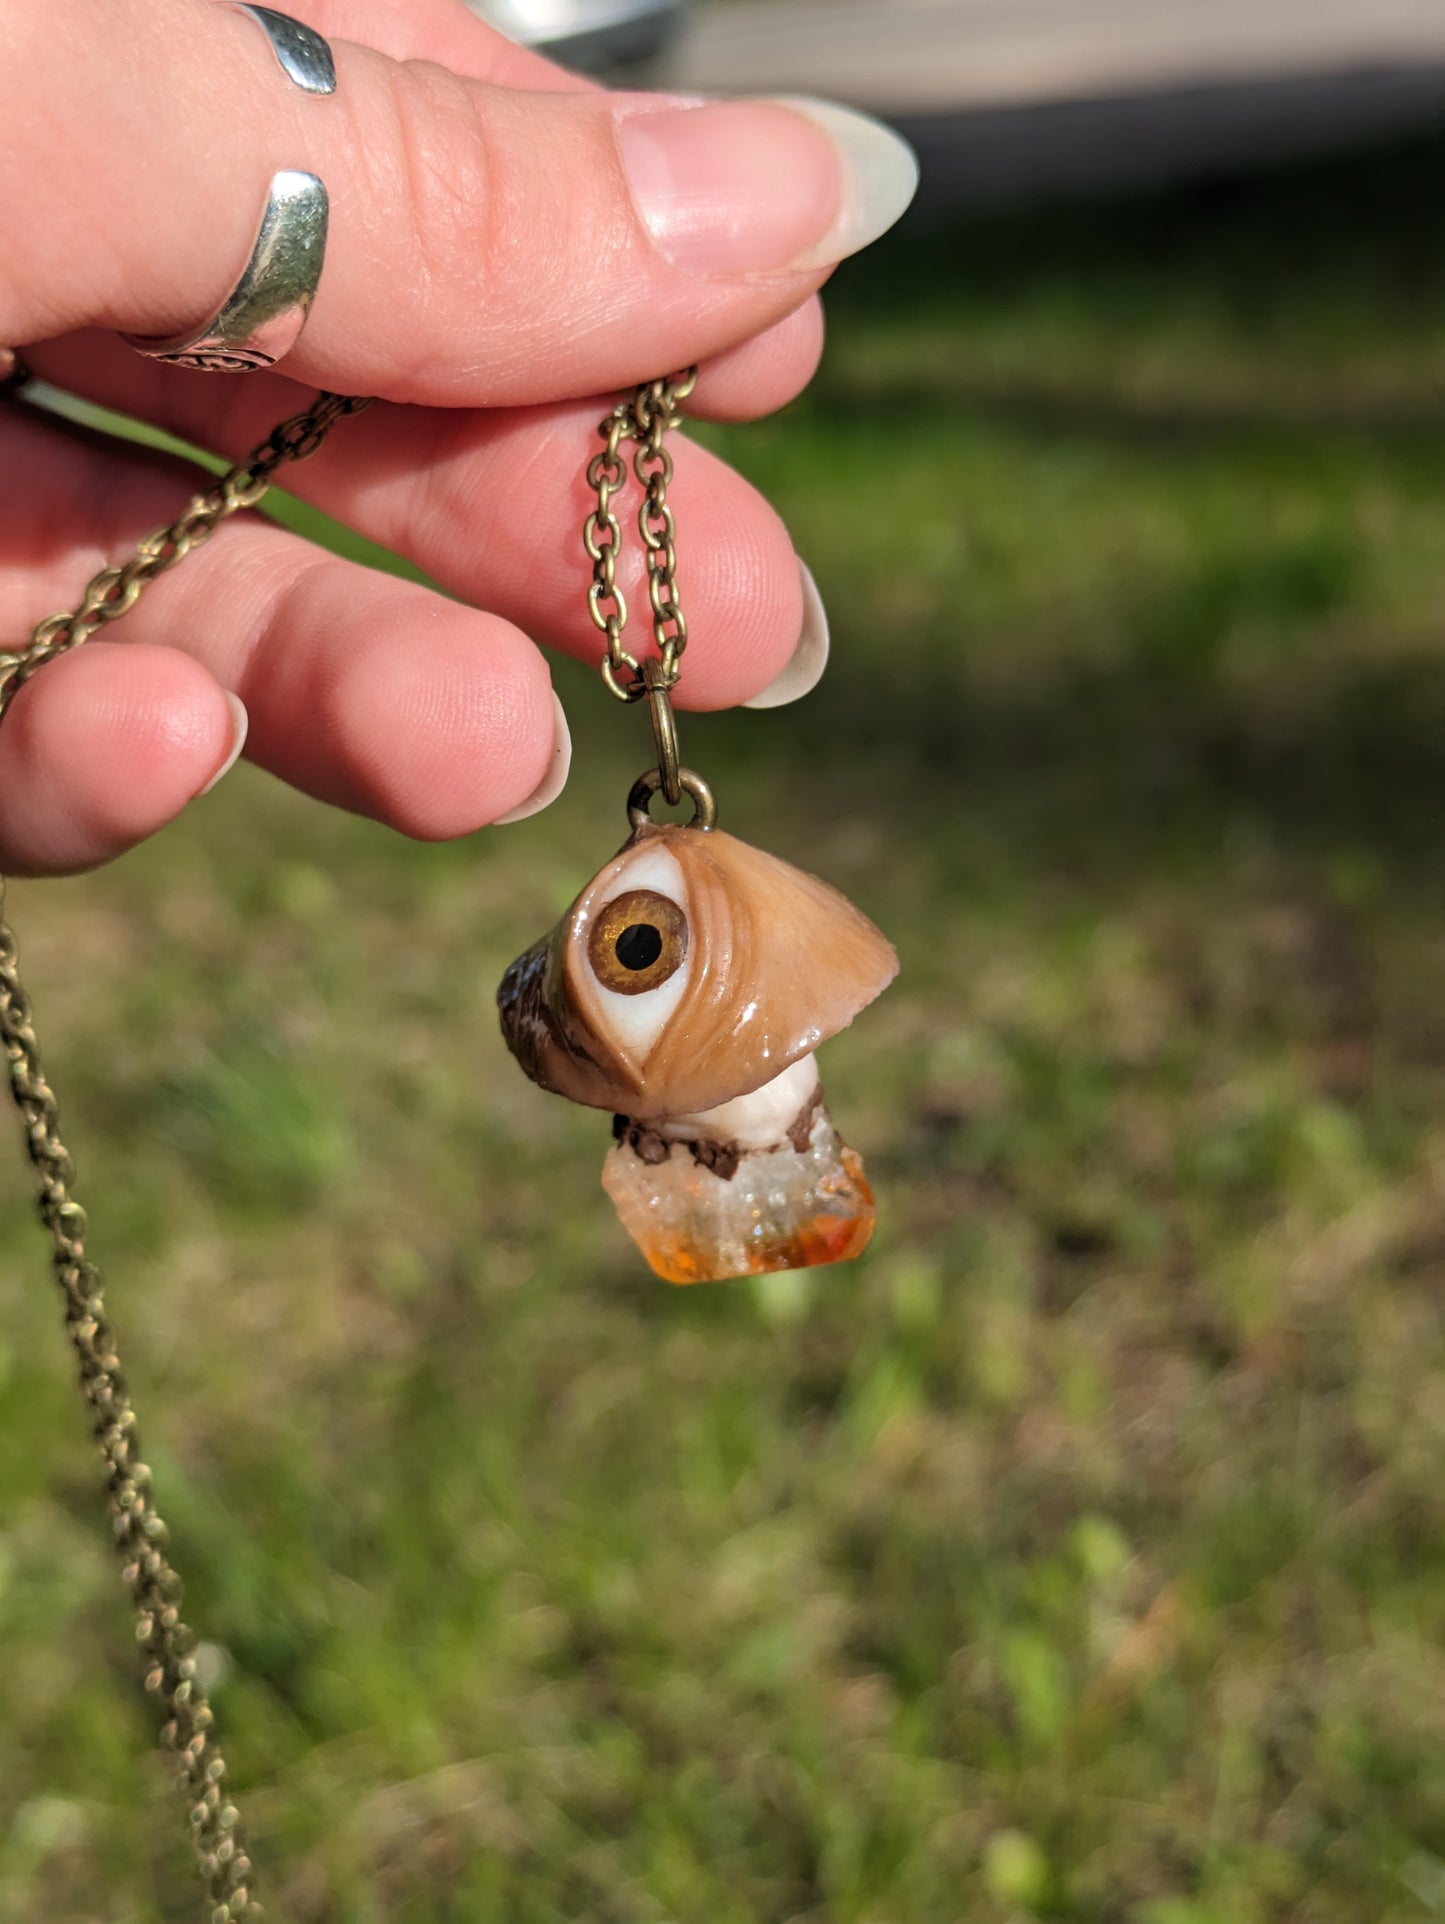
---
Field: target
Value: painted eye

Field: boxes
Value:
[588,889,688,996]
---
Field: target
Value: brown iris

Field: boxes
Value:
[588,889,688,996]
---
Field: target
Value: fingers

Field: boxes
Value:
[24,335,816,708]
[157,527,560,838]
[0,645,242,876]
[29,282,826,440]
[387,400,808,710]
[689,300,827,422]
[0,0,916,404]
[0,402,562,874]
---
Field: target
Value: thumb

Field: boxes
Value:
[0,0,918,405]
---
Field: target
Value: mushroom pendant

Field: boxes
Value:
[497,772,898,1285]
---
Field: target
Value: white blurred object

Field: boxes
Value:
[468,0,1445,200]
[652,0,1445,204]
[657,0,1445,120]
[470,0,686,74]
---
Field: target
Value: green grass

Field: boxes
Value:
[2,136,1444,1921]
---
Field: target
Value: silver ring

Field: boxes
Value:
[123,7,335,373]
[230,4,336,93]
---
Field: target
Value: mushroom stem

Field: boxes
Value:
[654,1055,821,1151]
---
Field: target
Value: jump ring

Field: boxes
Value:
[627,767,717,833]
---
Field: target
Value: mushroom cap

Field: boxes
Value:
[497,821,898,1119]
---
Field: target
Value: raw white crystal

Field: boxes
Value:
[602,1088,875,1285]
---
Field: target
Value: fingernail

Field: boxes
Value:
[493,692,572,825]
[617,96,918,274]
[198,692,249,795]
[744,560,830,709]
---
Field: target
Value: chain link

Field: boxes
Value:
[0,390,372,723]
[584,369,696,705]
[0,382,372,1919]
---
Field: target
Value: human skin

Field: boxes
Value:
[0,0,918,875]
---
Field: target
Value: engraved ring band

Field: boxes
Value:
[122,4,336,372]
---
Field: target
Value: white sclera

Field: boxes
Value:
[585,845,692,1066]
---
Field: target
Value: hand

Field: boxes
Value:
[0,0,917,876]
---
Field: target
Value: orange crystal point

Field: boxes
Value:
[601,1103,877,1286]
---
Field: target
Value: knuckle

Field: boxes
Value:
[369,61,501,342]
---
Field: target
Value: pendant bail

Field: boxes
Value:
[642,657,682,806]
[627,766,717,832]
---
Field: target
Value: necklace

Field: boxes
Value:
[498,372,897,1283]
[0,371,894,1914]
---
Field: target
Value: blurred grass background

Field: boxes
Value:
[2,132,1444,1923]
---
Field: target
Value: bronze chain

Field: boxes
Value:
[0,391,371,711]
[0,382,372,1921]
[584,371,697,805]
[0,364,686,1915]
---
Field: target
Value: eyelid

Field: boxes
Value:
[565,842,696,1085]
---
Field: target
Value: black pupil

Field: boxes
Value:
[615,922,664,972]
